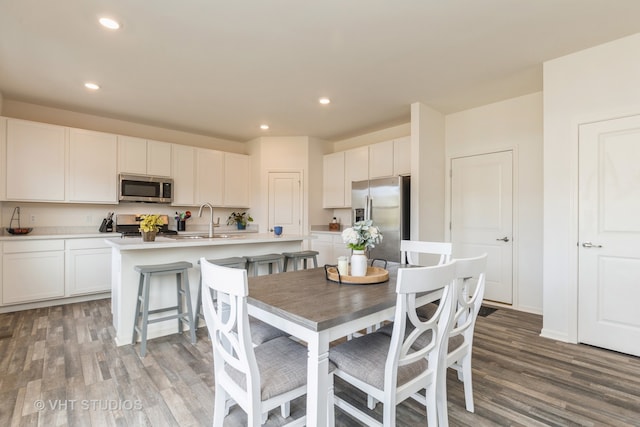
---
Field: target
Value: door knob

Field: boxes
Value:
[496,236,509,242]
[582,242,603,248]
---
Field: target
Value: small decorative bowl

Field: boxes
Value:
[6,228,33,235]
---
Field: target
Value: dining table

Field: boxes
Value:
[247,263,438,427]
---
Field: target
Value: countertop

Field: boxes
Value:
[0,225,260,241]
[105,233,310,251]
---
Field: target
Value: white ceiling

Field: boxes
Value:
[2,1,640,142]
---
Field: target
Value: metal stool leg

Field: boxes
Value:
[181,270,196,344]
[139,273,152,357]
[176,272,184,335]
[132,272,144,345]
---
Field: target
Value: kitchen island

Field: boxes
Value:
[105,233,308,346]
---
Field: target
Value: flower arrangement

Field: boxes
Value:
[342,220,383,251]
[227,211,254,226]
[139,214,165,232]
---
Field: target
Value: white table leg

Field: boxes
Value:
[306,333,330,427]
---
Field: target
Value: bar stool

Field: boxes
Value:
[283,250,319,271]
[132,261,195,357]
[245,253,285,276]
[195,256,247,324]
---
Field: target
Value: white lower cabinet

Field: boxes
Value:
[1,237,113,306]
[66,238,112,296]
[2,240,65,304]
[311,233,351,267]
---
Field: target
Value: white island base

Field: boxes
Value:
[106,234,307,346]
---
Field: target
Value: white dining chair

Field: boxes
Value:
[377,254,488,419]
[200,258,335,426]
[401,239,452,266]
[400,240,452,323]
[410,254,488,418]
[359,240,453,340]
[329,261,458,427]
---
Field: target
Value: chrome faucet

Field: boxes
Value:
[198,202,215,238]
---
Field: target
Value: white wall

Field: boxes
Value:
[333,123,410,152]
[446,92,543,313]
[411,102,446,243]
[543,32,640,341]
[247,136,330,241]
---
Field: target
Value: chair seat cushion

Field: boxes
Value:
[249,316,289,345]
[416,302,438,319]
[226,336,335,401]
[329,332,428,390]
[377,320,464,353]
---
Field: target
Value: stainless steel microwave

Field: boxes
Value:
[118,174,173,203]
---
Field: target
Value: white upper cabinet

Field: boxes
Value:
[195,148,224,206]
[6,119,66,202]
[147,140,172,176]
[117,136,146,174]
[68,128,118,203]
[171,144,196,206]
[118,136,171,177]
[223,152,250,207]
[323,151,346,208]
[393,136,411,176]
[369,140,394,179]
[172,145,243,207]
[344,146,369,206]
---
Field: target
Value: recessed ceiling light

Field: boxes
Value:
[260,124,270,130]
[99,17,121,30]
[84,82,100,90]
[319,97,331,105]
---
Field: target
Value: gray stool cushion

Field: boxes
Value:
[282,250,319,258]
[198,257,247,268]
[245,253,285,263]
[135,261,193,274]
[282,250,319,271]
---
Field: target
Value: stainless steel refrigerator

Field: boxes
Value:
[352,176,410,263]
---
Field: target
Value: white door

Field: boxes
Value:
[269,172,302,235]
[578,115,640,357]
[451,151,513,304]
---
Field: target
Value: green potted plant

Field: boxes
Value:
[139,214,165,241]
[227,211,253,230]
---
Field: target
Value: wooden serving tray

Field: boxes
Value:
[325,266,389,284]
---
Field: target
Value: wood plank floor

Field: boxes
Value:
[1,299,639,426]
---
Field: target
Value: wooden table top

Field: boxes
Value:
[248,264,402,332]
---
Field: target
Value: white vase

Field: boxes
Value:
[350,250,368,277]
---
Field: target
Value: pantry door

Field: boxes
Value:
[451,151,513,304]
[578,115,640,357]
[268,172,302,235]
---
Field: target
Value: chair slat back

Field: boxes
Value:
[386,261,457,376]
[450,254,488,341]
[200,258,260,407]
[400,240,452,266]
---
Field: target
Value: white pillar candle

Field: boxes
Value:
[337,256,348,276]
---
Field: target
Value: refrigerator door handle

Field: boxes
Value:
[367,196,373,221]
